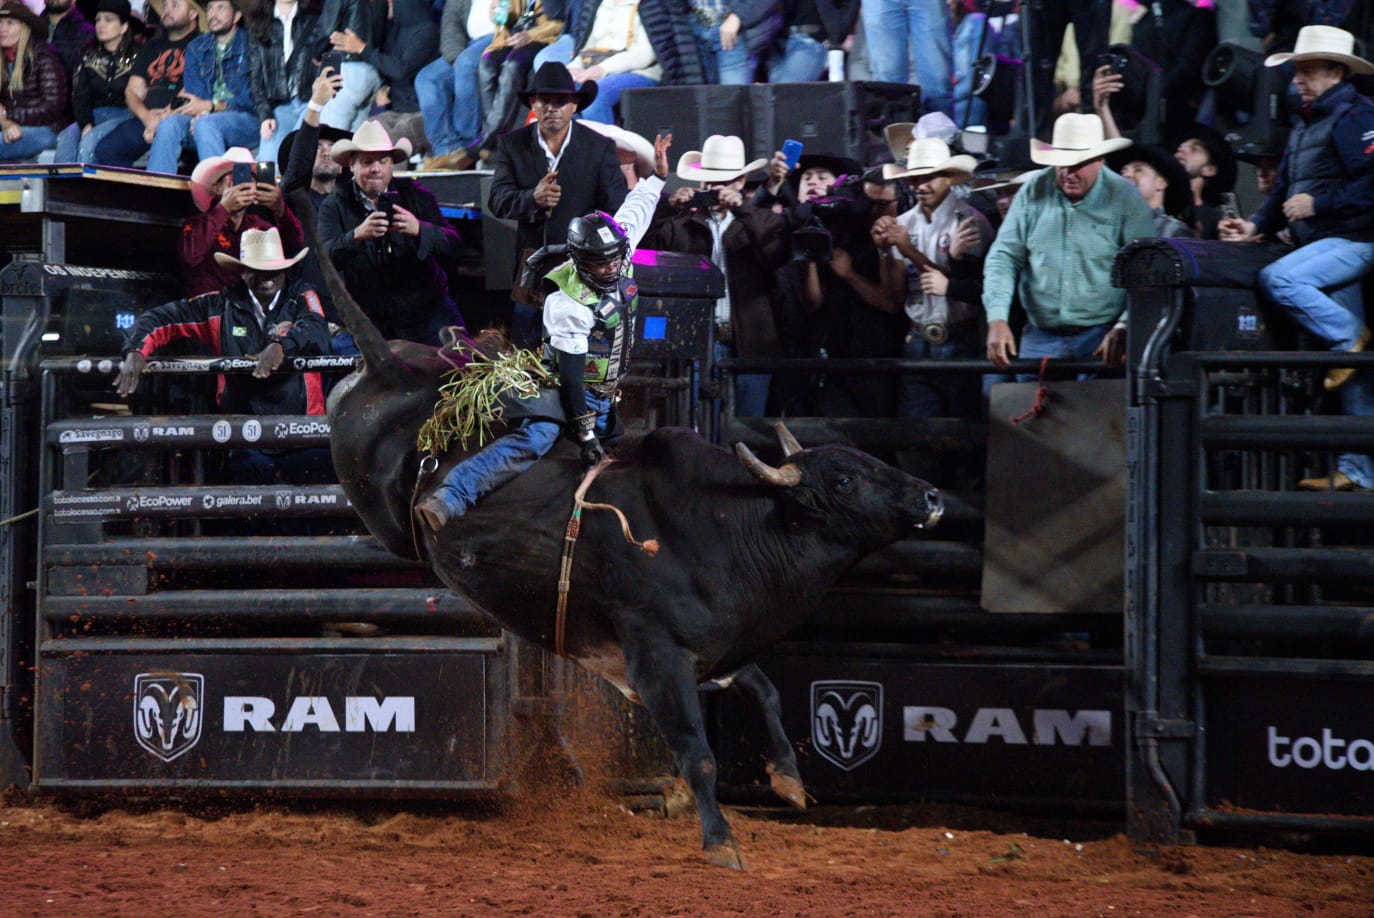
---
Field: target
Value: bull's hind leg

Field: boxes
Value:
[624,637,743,870]
[731,664,807,810]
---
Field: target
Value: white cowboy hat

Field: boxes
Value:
[213,227,309,272]
[881,138,979,181]
[676,134,767,183]
[1265,25,1374,74]
[1030,113,1133,167]
[189,146,255,212]
[331,120,414,165]
[883,112,962,162]
[972,169,1041,193]
[582,120,655,178]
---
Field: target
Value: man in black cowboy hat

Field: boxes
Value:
[1108,143,1192,239]
[487,61,627,347]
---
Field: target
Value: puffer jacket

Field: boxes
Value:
[571,0,704,85]
[1,41,71,134]
[248,6,327,121]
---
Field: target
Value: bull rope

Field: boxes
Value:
[1009,356,1053,425]
[556,458,659,657]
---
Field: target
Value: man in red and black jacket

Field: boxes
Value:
[115,227,333,486]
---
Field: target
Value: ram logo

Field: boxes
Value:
[134,672,204,763]
[811,680,883,771]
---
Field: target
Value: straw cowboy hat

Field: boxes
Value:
[676,135,768,183]
[884,113,960,162]
[518,61,598,112]
[189,146,256,212]
[582,120,655,177]
[0,0,46,34]
[330,120,413,165]
[882,138,979,182]
[1265,25,1374,74]
[213,227,309,272]
[1030,113,1132,168]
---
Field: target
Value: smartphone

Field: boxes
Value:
[231,161,254,187]
[377,190,400,222]
[1095,50,1128,75]
[1220,191,1241,222]
[688,188,720,210]
[254,161,276,186]
[320,49,344,76]
[169,94,190,110]
[781,138,803,171]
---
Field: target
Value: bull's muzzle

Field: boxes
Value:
[917,488,943,530]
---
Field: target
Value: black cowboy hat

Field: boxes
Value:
[1235,127,1290,165]
[1171,121,1237,201]
[276,122,353,174]
[518,62,597,112]
[1108,143,1192,218]
[788,153,864,190]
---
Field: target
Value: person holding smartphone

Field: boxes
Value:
[178,144,306,296]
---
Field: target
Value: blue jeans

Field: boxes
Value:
[580,72,657,124]
[534,34,575,69]
[415,36,493,156]
[192,109,260,160]
[984,323,1111,396]
[766,32,828,83]
[692,20,756,84]
[1337,369,1374,489]
[898,325,979,419]
[320,60,383,132]
[951,13,987,127]
[0,125,59,162]
[862,0,952,113]
[258,98,308,167]
[55,106,134,162]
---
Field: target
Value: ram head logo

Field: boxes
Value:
[811,680,883,771]
[133,673,204,763]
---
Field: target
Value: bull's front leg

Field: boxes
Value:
[622,632,742,870]
[730,664,806,810]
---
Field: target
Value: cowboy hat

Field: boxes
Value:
[518,61,598,112]
[882,138,978,182]
[789,152,864,190]
[1108,143,1192,218]
[972,169,1041,193]
[189,146,256,211]
[213,227,309,272]
[581,120,655,177]
[276,122,351,174]
[883,112,961,162]
[0,0,45,34]
[1265,25,1374,75]
[330,120,413,165]
[1170,121,1237,199]
[676,134,768,183]
[1030,113,1132,167]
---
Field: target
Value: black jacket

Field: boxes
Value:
[358,0,437,114]
[248,7,327,121]
[70,40,137,127]
[317,0,386,60]
[122,277,330,416]
[487,121,628,261]
[47,7,95,83]
[317,176,463,331]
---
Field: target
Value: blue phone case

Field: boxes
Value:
[782,139,803,171]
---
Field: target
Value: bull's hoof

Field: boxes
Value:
[767,769,807,810]
[414,496,450,533]
[703,843,746,871]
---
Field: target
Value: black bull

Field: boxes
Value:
[303,196,943,868]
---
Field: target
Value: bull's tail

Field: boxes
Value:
[287,188,411,385]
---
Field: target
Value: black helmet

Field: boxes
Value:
[566,211,629,293]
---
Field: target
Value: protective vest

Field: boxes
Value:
[546,261,639,396]
[1283,81,1364,245]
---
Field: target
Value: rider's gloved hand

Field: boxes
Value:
[580,437,606,467]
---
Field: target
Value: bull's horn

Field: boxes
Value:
[735,442,802,487]
[774,421,803,458]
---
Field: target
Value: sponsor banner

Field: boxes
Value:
[1205,677,1374,816]
[714,659,1125,803]
[49,417,331,448]
[39,652,489,784]
[50,487,352,519]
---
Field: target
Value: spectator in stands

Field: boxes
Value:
[116,226,334,487]
[763,0,851,83]
[247,0,324,167]
[43,0,93,82]
[644,133,789,416]
[1240,129,1289,200]
[873,137,990,420]
[563,0,659,123]
[1025,1,1108,134]
[174,0,259,160]
[861,0,950,113]
[53,0,140,163]
[316,0,384,131]
[1220,25,1374,493]
[433,0,564,173]
[93,0,200,172]
[686,0,779,84]
[317,119,465,344]
[142,0,209,33]
[1108,143,1193,239]
[414,0,494,170]
[1172,122,1236,239]
[0,0,69,162]
[179,145,306,294]
[325,0,434,156]
[486,62,625,347]
[1128,0,1215,133]
[543,0,703,89]
[983,113,1154,373]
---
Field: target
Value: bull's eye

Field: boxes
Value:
[835,475,853,491]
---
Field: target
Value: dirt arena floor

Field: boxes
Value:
[3,786,1372,917]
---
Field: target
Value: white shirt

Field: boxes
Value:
[544,175,665,354]
[707,210,734,325]
[275,1,299,63]
[537,126,572,173]
[579,0,662,81]
[467,0,496,40]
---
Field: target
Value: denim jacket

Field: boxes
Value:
[183,28,255,114]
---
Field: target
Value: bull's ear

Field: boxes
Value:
[776,486,828,533]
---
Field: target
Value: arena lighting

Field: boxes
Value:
[1204,42,1291,159]
[972,53,1023,133]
